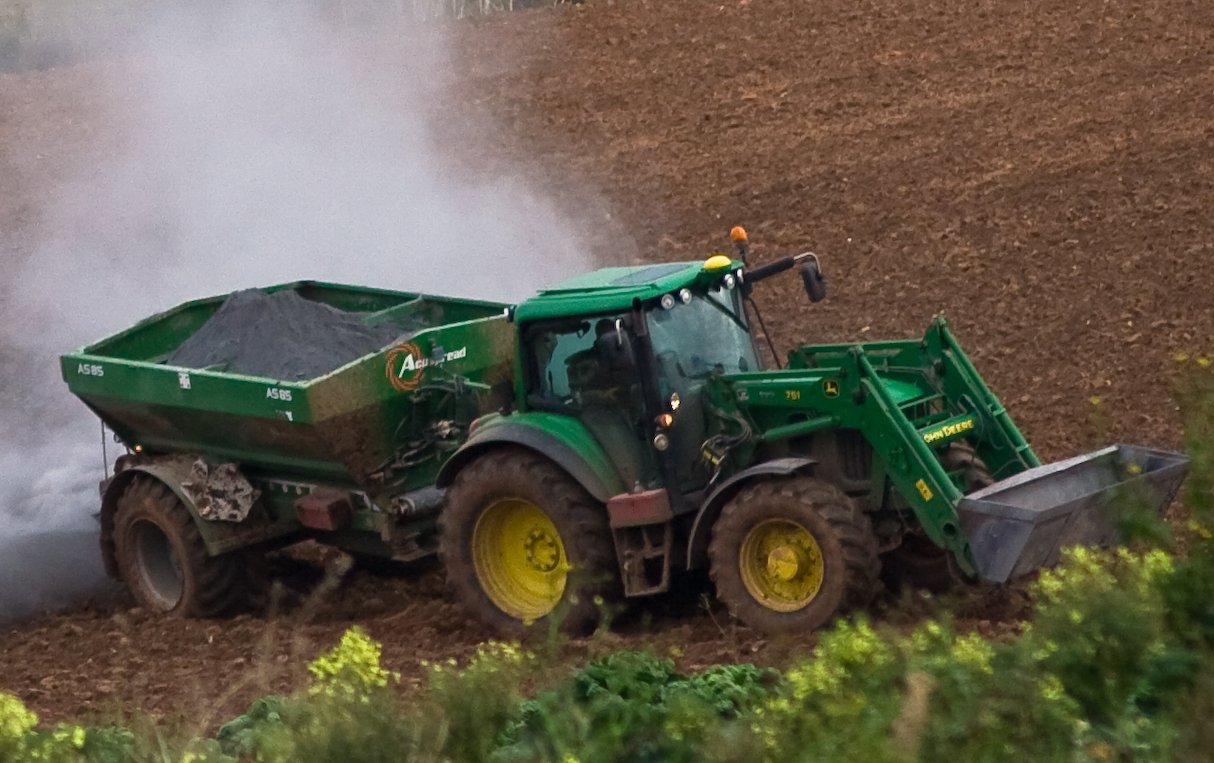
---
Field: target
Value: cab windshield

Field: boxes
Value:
[648,292,758,379]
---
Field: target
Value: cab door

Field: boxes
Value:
[522,316,659,492]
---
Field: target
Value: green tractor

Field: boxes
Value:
[433,230,1188,633]
[63,231,1187,633]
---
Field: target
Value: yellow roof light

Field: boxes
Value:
[730,226,748,243]
[704,255,733,271]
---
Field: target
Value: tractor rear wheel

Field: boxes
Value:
[881,442,994,593]
[113,476,259,617]
[439,448,619,635]
[708,476,879,634]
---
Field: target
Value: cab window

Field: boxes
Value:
[525,316,638,408]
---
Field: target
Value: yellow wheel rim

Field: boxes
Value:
[738,519,824,612]
[472,498,570,621]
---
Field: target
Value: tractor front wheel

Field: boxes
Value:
[439,448,619,635]
[881,442,994,593]
[113,476,259,617]
[708,477,879,634]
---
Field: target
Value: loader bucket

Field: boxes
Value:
[956,444,1189,583]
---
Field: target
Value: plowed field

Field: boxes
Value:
[1,0,1212,727]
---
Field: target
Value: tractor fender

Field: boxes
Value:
[99,458,212,577]
[437,417,626,503]
[684,457,817,571]
[99,456,298,576]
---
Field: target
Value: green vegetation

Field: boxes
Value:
[5,539,1214,762]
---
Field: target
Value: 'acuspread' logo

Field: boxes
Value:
[385,342,468,391]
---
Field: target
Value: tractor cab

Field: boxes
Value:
[510,230,826,509]
[511,256,768,506]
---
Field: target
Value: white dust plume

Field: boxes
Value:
[0,0,599,617]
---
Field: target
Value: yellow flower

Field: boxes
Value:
[1140,549,1174,580]
[308,626,392,699]
[785,618,893,700]
[0,693,37,740]
[1039,674,1067,702]
[1032,639,1059,661]
[1188,519,1213,540]
[952,633,994,674]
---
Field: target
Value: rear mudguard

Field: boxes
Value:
[98,456,300,577]
[684,458,817,571]
[436,413,626,502]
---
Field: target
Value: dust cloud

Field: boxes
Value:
[0,1,599,619]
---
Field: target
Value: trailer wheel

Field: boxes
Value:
[439,448,619,635]
[113,476,256,617]
[881,442,994,593]
[708,477,878,634]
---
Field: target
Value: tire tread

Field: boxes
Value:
[708,477,878,633]
[114,476,262,618]
[438,448,618,635]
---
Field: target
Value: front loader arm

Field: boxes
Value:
[920,318,1041,474]
[728,317,1053,574]
[839,350,973,564]
[722,354,979,571]
[789,317,1040,481]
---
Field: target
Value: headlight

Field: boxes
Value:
[678,288,692,304]
[722,274,736,290]
[660,293,676,309]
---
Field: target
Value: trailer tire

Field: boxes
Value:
[113,476,256,618]
[439,448,619,636]
[708,476,878,634]
[881,442,993,593]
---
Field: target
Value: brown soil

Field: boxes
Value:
[2,0,1212,727]
[0,548,797,729]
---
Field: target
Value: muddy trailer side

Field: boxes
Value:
[62,281,513,614]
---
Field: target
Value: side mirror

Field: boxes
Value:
[596,329,636,370]
[800,260,827,303]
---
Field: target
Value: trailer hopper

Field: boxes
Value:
[63,280,513,512]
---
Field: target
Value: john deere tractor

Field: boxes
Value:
[433,229,1187,633]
